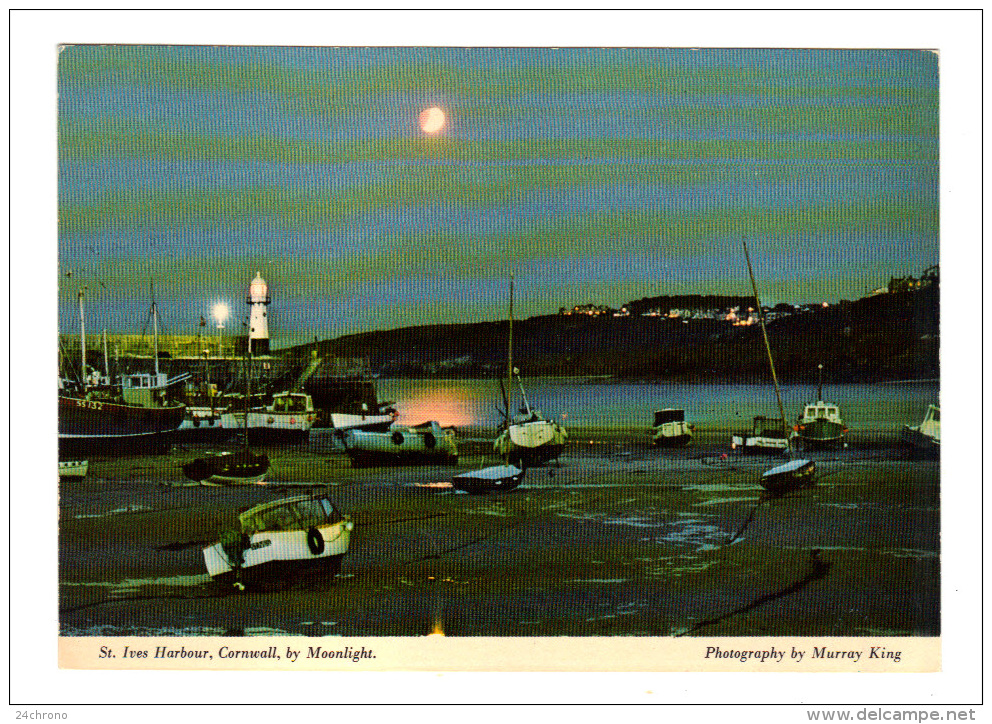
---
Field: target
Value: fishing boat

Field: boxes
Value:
[793,364,847,449]
[492,275,567,467]
[452,463,525,495]
[652,408,693,447]
[731,415,791,454]
[58,460,89,478]
[181,328,271,485]
[58,288,186,456]
[245,390,317,443]
[203,494,353,585]
[342,421,458,468]
[901,405,940,451]
[738,237,815,493]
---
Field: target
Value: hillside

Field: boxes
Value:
[282,288,939,383]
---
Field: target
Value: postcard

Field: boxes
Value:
[10,8,981,711]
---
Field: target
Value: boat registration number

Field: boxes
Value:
[249,539,272,550]
[74,399,104,410]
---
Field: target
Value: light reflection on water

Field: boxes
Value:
[376,379,938,432]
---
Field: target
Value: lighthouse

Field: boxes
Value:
[247,272,270,356]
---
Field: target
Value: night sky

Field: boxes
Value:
[57,45,938,347]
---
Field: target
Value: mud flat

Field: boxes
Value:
[59,428,938,637]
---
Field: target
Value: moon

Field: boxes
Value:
[419,107,446,134]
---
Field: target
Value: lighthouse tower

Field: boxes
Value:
[247,272,270,356]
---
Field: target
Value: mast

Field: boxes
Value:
[102,329,110,380]
[817,363,824,401]
[78,286,87,385]
[506,272,514,428]
[741,238,789,440]
[151,280,160,378]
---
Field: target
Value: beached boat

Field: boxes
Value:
[452,464,525,495]
[901,405,940,451]
[182,448,270,485]
[330,410,396,432]
[731,415,791,454]
[492,275,567,467]
[203,494,353,585]
[58,460,89,478]
[761,458,816,494]
[652,408,693,447]
[794,364,847,449]
[738,237,814,493]
[342,421,458,468]
[181,340,271,485]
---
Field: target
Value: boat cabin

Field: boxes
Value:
[239,495,344,535]
[270,392,314,413]
[654,409,685,427]
[799,401,843,424]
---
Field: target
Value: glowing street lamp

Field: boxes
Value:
[213,302,230,357]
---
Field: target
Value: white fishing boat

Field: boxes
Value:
[901,405,940,451]
[793,364,847,449]
[731,415,791,454]
[452,464,525,495]
[58,460,89,478]
[330,409,396,433]
[342,421,458,468]
[245,391,317,443]
[203,494,353,585]
[652,408,693,447]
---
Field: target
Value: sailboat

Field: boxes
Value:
[739,239,815,494]
[492,274,567,467]
[452,274,543,494]
[182,331,270,485]
[793,363,847,449]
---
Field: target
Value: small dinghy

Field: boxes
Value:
[760,458,816,494]
[203,494,353,585]
[58,460,89,478]
[451,464,525,495]
[182,449,270,485]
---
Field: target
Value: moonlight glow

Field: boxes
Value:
[419,107,446,134]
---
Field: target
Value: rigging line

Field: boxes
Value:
[741,237,790,447]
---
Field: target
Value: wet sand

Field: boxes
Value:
[59,427,939,637]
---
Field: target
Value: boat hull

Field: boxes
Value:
[760,459,816,494]
[58,460,89,478]
[452,464,525,495]
[653,422,693,447]
[203,519,352,582]
[795,419,846,448]
[330,412,395,432]
[343,424,458,468]
[731,434,790,454]
[495,420,567,466]
[58,395,185,455]
[182,451,270,485]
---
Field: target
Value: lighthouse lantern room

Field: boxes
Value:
[247,272,271,356]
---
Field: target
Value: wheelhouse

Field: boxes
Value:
[239,495,344,535]
[654,409,685,426]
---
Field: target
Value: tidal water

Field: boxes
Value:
[377,378,938,433]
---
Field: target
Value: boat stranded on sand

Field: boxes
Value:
[901,405,940,451]
[452,464,525,495]
[342,420,458,468]
[731,415,790,454]
[652,408,693,447]
[793,364,847,449]
[203,494,353,586]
